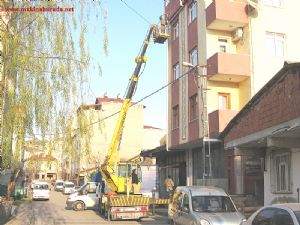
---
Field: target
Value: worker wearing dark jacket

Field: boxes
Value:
[132,169,139,193]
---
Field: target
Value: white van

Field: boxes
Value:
[32,182,50,200]
[54,180,64,191]
[63,181,75,194]
[66,182,99,211]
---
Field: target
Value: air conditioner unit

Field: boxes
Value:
[248,0,258,8]
[247,0,259,16]
[232,28,243,42]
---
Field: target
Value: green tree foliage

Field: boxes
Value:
[0,0,107,169]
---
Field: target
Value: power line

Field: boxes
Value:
[75,66,195,130]
[119,0,152,25]
[26,67,195,138]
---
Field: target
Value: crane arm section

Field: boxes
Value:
[100,25,157,192]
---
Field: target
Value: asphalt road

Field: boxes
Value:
[7,190,169,225]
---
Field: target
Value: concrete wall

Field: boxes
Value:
[250,1,300,94]
[73,99,164,175]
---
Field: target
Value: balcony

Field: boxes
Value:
[207,52,250,82]
[206,0,248,31]
[209,109,238,138]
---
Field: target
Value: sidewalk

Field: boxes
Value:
[5,200,34,225]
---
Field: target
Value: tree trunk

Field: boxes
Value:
[6,169,21,201]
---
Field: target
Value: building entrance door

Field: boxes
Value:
[179,162,186,186]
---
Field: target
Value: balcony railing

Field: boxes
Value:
[209,109,238,137]
[206,0,248,31]
[207,52,250,83]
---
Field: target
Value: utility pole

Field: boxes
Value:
[182,62,211,185]
[199,65,211,184]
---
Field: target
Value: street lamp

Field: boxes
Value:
[182,61,196,68]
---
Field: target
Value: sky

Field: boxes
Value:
[82,0,168,129]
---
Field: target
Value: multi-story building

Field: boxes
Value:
[71,97,165,184]
[163,0,300,194]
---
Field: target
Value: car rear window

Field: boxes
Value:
[65,184,74,188]
[33,184,48,190]
[191,196,236,213]
[56,182,63,186]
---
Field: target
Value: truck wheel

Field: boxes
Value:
[73,201,85,211]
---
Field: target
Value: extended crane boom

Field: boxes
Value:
[100,24,168,194]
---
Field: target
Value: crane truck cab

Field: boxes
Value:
[66,181,99,211]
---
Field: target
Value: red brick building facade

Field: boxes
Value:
[222,62,300,205]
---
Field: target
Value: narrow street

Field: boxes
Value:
[6,190,169,225]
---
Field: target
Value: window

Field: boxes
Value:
[218,38,228,53]
[274,153,291,192]
[189,1,197,23]
[172,105,179,129]
[266,32,285,57]
[189,47,198,66]
[189,94,198,121]
[165,0,170,6]
[173,21,179,40]
[181,194,190,212]
[264,0,282,7]
[273,209,294,225]
[173,63,180,80]
[218,93,231,110]
[253,208,277,225]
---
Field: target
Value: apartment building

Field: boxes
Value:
[163,0,300,191]
[70,97,165,183]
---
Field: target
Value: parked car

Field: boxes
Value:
[168,186,245,225]
[63,181,75,195]
[32,182,50,200]
[241,203,300,225]
[54,180,64,191]
[66,182,99,211]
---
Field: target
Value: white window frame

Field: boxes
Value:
[272,152,291,193]
[165,0,170,7]
[218,38,229,53]
[264,0,282,7]
[173,21,179,40]
[173,63,180,80]
[189,1,197,24]
[189,94,198,121]
[266,32,285,57]
[172,105,179,129]
[218,93,231,110]
[189,47,198,66]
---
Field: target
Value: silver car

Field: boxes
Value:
[169,186,245,225]
[241,203,300,225]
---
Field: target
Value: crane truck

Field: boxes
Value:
[98,22,169,221]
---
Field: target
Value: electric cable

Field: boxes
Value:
[119,0,152,25]
[26,66,195,138]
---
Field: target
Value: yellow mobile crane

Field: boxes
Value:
[98,22,169,221]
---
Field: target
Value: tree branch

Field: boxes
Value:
[16,14,40,34]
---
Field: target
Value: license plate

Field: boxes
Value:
[117,212,144,219]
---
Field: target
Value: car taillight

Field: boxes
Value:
[140,206,148,212]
